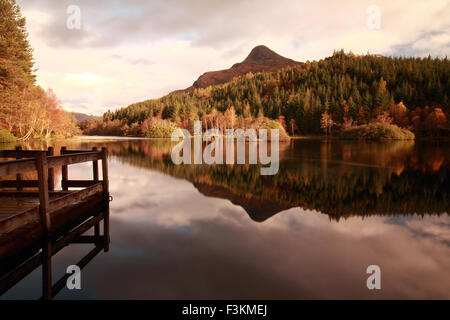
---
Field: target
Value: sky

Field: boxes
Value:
[17,0,450,116]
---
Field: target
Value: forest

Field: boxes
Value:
[84,49,449,138]
[0,0,79,142]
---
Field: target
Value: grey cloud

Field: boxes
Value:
[392,30,450,57]
[17,0,309,49]
[17,0,450,58]
[110,54,155,65]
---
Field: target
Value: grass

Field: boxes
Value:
[0,128,16,143]
[339,123,415,140]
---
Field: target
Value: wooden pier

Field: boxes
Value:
[0,147,111,299]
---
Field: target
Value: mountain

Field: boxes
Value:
[175,45,301,93]
[71,112,101,124]
[100,50,449,138]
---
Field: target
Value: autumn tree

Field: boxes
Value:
[0,1,79,140]
[224,106,237,129]
[425,108,447,136]
[0,0,35,131]
[389,102,410,128]
[321,112,334,135]
[341,101,353,130]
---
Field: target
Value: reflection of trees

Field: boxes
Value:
[4,139,448,221]
[107,139,449,221]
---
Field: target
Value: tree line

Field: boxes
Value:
[87,49,449,137]
[0,0,79,141]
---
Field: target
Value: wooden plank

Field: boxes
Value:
[0,150,52,158]
[60,149,92,154]
[0,180,39,188]
[0,207,40,237]
[0,158,37,177]
[1,149,101,176]
[47,152,103,169]
[48,183,103,213]
[62,180,98,188]
[0,190,71,198]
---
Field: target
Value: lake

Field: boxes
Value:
[1,138,449,299]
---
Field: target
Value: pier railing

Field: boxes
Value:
[0,146,110,299]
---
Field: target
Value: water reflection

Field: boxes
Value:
[105,139,449,221]
[1,138,449,299]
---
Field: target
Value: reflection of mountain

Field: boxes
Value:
[194,182,290,222]
[106,139,450,222]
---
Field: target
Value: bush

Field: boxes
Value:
[141,116,179,138]
[339,123,415,140]
[251,118,291,141]
[0,127,16,143]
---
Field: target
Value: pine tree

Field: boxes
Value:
[0,0,36,129]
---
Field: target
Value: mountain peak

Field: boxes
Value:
[174,45,301,93]
[243,45,292,64]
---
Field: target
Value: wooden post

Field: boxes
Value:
[36,151,50,232]
[36,151,52,300]
[61,147,68,191]
[101,147,110,251]
[15,146,23,191]
[93,147,100,241]
[42,240,52,300]
[101,147,109,195]
[93,147,99,182]
[47,147,55,191]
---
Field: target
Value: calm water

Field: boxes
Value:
[1,138,449,299]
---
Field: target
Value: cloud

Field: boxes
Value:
[16,0,450,115]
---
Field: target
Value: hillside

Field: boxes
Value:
[91,49,449,137]
[71,112,101,124]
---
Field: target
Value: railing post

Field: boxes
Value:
[15,146,23,191]
[47,147,54,191]
[93,147,99,182]
[61,147,68,191]
[101,147,109,195]
[93,147,100,241]
[36,151,52,300]
[101,147,110,251]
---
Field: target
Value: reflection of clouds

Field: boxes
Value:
[106,160,250,226]
[79,209,450,299]
[65,162,450,299]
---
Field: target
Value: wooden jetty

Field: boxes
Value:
[0,147,111,299]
